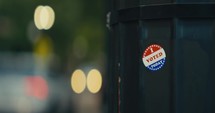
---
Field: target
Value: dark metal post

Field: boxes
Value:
[108,0,215,113]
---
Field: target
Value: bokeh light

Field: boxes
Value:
[71,69,86,94]
[34,5,55,30]
[87,69,102,94]
[34,35,53,58]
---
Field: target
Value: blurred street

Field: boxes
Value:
[0,0,106,113]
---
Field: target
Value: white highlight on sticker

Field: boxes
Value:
[142,48,166,67]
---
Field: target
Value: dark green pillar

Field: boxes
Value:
[108,0,215,113]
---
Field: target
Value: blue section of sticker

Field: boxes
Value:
[147,58,165,71]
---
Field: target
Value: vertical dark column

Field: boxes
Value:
[175,19,215,113]
[118,1,140,113]
[120,22,140,113]
[107,24,120,113]
[173,0,215,113]
[107,0,120,113]
[139,1,174,113]
[140,19,173,113]
[211,39,215,113]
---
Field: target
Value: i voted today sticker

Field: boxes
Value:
[142,44,166,71]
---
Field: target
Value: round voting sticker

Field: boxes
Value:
[142,44,166,71]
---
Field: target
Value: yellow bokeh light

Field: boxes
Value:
[34,5,55,30]
[45,6,55,30]
[71,69,86,94]
[34,6,43,30]
[34,35,53,58]
[87,69,102,94]
[40,7,49,29]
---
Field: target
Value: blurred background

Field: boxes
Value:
[0,0,108,113]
